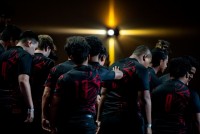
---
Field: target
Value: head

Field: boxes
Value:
[181,55,199,83]
[98,46,108,66]
[64,37,76,59]
[169,57,192,84]
[85,36,104,57]
[18,30,39,55]
[155,39,171,53]
[66,36,90,65]
[37,34,56,57]
[131,45,152,68]
[151,48,168,73]
[0,24,22,48]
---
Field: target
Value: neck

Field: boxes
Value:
[152,66,159,74]
[178,77,188,85]
[77,60,88,66]
[129,54,142,64]
[16,42,25,49]
[89,55,99,62]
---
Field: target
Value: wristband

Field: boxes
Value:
[28,108,34,113]
[147,124,152,128]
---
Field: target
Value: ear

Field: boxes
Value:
[100,56,104,62]
[46,46,51,52]
[185,72,189,79]
[143,55,146,61]
[24,40,30,47]
[45,46,48,51]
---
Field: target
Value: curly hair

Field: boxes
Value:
[85,36,104,57]
[66,36,90,64]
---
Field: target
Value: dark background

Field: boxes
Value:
[1,0,200,88]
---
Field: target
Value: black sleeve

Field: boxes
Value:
[137,66,150,91]
[191,90,200,113]
[18,53,33,76]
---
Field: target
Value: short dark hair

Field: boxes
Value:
[151,48,168,67]
[85,36,103,57]
[169,57,191,79]
[181,55,199,70]
[67,36,90,64]
[155,39,171,54]
[99,46,108,59]
[38,35,56,51]
[156,40,170,49]
[0,24,22,42]
[133,45,152,57]
[64,37,75,56]
[19,30,39,42]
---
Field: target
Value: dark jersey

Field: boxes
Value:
[31,53,55,100]
[55,65,101,116]
[159,73,171,83]
[186,89,200,134]
[0,43,5,56]
[148,67,162,92]
[0,46,33,111]
[0,46,32,88]
[190,90,200,113]
[102,58,150,116]
[44,60,75,91]
[152,79,190,134]
[89,61,115,81]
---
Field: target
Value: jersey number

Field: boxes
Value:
[165,94,172,112]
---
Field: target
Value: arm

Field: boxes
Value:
[195,113,200,133]
[138,67,152,134]
[50,93,60,134]
[41,86,51,132]
[96,94,101,107]
[18,74,34,122]
[191,90,200,133]
[50,75,64,134]
[96,87,107,122]
[143,90,152,134]
[96,87,107,134]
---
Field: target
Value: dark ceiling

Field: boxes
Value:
[1,0,200,62]
[1,0,200,89]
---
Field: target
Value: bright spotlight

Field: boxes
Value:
[107,29,115,36]
[106,27,120,37]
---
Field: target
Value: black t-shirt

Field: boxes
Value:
[190,90,200,113]
[0,46,32,88]
[102,58,150,116]
[0,43,5,56]
[89,61,115,81]
[44,60,75,91]
[31,53,55,100]
[54,65,101,116]
[0,46,33,111]
[148,67,162,92]
[152,79,190,134]
[186,89,200,134]
[159,73,170,83]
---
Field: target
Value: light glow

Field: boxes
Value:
[20,26,107,35]
[120,28,186,36]
[108,38,115,65]
[107,29,115,36]
[108,0,115,28]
